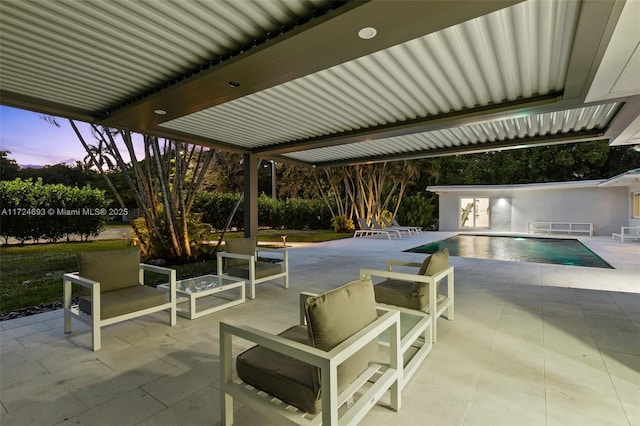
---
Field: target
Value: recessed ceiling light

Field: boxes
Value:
[154,109,166,115]
[358,27,377,40]
[228,81,240,87]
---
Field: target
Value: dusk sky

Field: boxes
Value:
[0,105,91,167]
[0,105,144,168]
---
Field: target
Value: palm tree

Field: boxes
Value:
[83,138,115,171]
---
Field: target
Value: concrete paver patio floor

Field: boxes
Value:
[1,232,639,425]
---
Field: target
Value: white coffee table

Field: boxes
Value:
[158,274,245,319]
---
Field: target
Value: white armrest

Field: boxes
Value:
[139,263,176,275]
[221,309,399,368]
[256,247,288,255]
[361,268,448,284]
[385,259,422,271]
[63,272,99,290]
[221,322,328,366]
[217,252,255,261]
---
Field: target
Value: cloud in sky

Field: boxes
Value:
[0,105,144,167]
[0,106,90,166]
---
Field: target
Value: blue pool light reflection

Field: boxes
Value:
[407,235,613,269]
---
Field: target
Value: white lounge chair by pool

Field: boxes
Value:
[612,226,640,242]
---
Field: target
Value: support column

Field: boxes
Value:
[271,160,277,201]
[243,153,259,238]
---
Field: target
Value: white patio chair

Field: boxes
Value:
[217,236,288,299]
[353,218,396,239]
[220,277,402,425]
[360,248,453,343]
[391,217,422,233]
[370,217,407,237]
[63,247,177,351]
[381,217,416,235]
[612,226,640,242]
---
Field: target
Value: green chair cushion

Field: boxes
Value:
[374,279,426,310]
[236,325,320,414]
[236,278,380,415]
[414,248,449,295]
[374,279,448,312]
[79,284,166,320]
[305,277,379,392]
[78,248,141,294]
[226,261,282,280]
[224,237,256,267]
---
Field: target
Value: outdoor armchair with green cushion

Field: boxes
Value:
[220,277,402,425]
[63,247,177,351]
[217,236,289,299]
[360,248,453,343]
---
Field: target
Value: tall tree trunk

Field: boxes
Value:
[73,124,214,260]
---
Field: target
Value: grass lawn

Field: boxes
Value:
[221,229,352,243]
[0,229,351,313]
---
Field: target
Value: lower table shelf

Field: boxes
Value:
[158,274,246,319]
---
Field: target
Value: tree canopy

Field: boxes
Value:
[429,140,638,187]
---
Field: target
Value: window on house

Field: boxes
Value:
[633,192,640,218]
[460,197,490,228]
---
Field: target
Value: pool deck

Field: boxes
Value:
[1,232,639,425]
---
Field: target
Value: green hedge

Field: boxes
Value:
[0,178,108,243]
[193,192,332,230]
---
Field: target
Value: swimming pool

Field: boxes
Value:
[407,235,613,268]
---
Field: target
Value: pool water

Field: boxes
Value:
[407,235,613,269]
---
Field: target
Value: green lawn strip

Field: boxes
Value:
[220,229,352,243]
[0,240,130,313]
[0,229,351,313]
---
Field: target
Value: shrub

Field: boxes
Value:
[193,192,332,230]
[331,215,355,233]
[0,178,107,244]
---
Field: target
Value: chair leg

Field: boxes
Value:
[248,262,256,299]
[447,270,455,321]
[321,364,339,425]
[248,282,256,300]
[430,283,437,343]
[222,394,234,426]
[92,320,101,352]
[389,319,402,412]
[92,289,101,351]
[63,278,72,333]
[283,253,289,289]
[169,269,177,326]
[64,310,72,334]
[170,305,177,326]
[221,325,234,426]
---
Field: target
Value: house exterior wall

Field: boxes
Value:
[436,186,630,235]
[629,183,640,228]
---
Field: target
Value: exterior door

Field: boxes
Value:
[460,197,490,229]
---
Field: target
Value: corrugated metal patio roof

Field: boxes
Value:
[1,0,639,167]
